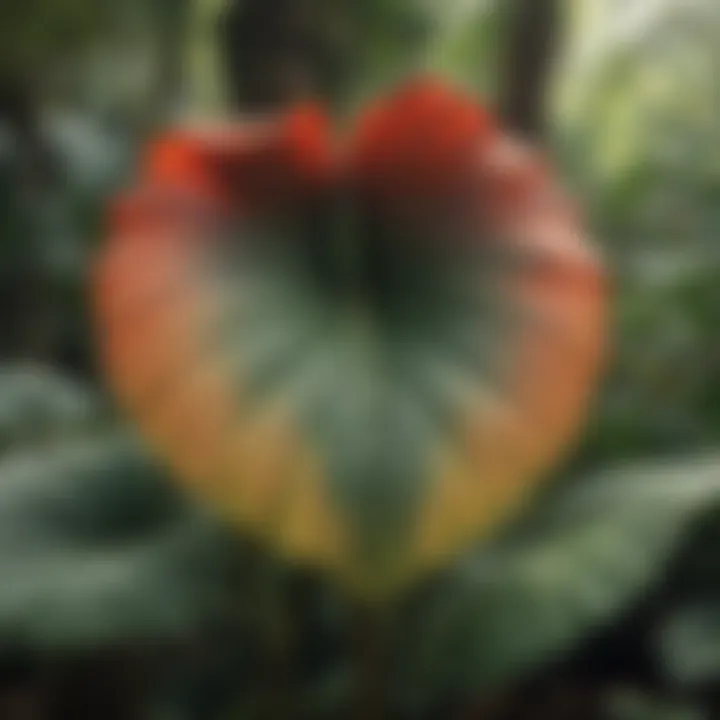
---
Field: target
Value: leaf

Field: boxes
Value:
[0,364,103,450]
[0,432,239,649]
[392,452,720,709]
[0,364,241,648]
[94,91,604,596]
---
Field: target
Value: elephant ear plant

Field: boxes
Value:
[93,78,605,599]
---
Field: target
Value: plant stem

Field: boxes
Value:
[253,556,295,720]
[354,604,390,720]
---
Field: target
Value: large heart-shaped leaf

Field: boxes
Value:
[94,81,605,596]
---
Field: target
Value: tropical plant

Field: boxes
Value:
[0,0,719,718]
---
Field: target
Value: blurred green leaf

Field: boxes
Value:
[0,432,239,649]
[0,364,240,650]
[0,364,104,449]
[393,452,720,709]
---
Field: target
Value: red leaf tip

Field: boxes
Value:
[350,76,498,206]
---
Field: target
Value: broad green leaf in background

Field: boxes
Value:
[0,365,239,650]
[0,364,103,449]
[0,435,237,648]
[392,453,720,710]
